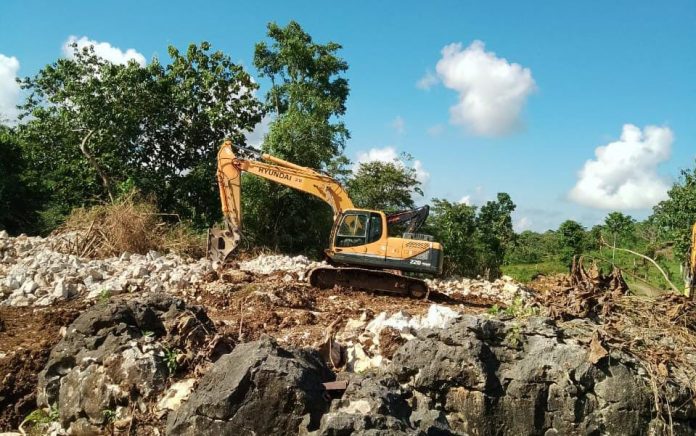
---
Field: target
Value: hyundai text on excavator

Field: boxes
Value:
[207,140,443,298]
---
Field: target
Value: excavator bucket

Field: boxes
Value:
[207,220,240,264]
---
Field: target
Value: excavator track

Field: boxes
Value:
[308,266,428,299]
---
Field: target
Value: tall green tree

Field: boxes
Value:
[18,41,261,230]
[603,211,636,247]
[652,162,696,263]
[557,220,587,263]
[427,199,479,276]
[244,21,350,253]
[0,126,40,233]
[475,193,516,278]
[347,157,422,212]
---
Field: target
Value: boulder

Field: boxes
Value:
[385,315,694,436]
[36,294,223,435]
[167,337,334,435]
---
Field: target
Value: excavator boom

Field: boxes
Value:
[209,141,354,262]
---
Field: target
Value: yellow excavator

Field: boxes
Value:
[686,222,696,298]
[207,140,443,298]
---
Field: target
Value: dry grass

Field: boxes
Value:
[51,192,205,259]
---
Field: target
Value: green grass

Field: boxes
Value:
[502,260,567,283]
[503,247,685,295]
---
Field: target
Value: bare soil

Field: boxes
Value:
[0,300,88,430]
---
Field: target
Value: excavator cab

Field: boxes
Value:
[327,208,443,275]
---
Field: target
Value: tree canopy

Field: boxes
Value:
[241,21,351,254]
[17,41,262,231]
[347,157,423,212]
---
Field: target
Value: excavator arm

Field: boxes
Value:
[208,140,354,262]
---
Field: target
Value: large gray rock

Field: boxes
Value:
[167,337,334,436]
[384,315,695,436]
[316,373,435,435]
[36,294,223,435]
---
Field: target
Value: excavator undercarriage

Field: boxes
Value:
[309,266,428,298]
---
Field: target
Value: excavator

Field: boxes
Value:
[686,222,696,298]
[207,140,443,298]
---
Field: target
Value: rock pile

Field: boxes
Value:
[319,315,696,435]
[336,305,462,373]
[0,232,213,307]
[427,274,534,305]
[239,254,325,278]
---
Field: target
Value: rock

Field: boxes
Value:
[239,254,325,276]
[383,315,689,435]
[36,295,221,435]
[20,280,38,294]
[167,338,334,435]
[316,374,418,435]
[157,378,196,414]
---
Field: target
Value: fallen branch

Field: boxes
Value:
[600,239,681,295]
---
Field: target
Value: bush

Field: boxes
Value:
[54,191,205,258]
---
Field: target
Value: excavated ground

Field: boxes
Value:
[0,300,88,429]
[2,232,694,434]
[189,271,497,348]
[0,261,504,431]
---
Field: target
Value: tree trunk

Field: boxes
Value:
[78,130,114,202]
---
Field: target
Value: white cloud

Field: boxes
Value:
[391,116,406,134]
[244,114,272,148]
[0,54,20,123]
[434,40,536,136]
[354,146,430,185]
[413,159,430,185]
[355,146,399,167]
[63,36,146,66]
[569,124,673,210]
[416,70,438,90]
[427,124,445,137]
[459,195,471,205]
[514,216,532,232]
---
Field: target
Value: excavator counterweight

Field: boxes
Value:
[208,141,444,298]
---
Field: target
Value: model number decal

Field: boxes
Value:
[409,260,431,267]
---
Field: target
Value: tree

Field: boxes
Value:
[475,193,516,278]
[427,199,478,276]
[244,21,351,253]
[652,162,696,263]
[505,230,550,264]
[557,220,587,263]
[0,127,40,233]
[18,41,262,230]
[347,157,422,212]
[603,211,636,247]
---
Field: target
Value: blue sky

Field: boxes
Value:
[1,1,695,231]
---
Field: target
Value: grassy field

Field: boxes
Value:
[503,247,686,296]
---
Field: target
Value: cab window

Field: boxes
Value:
[337,213,368,247]
[367,213,383,243]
